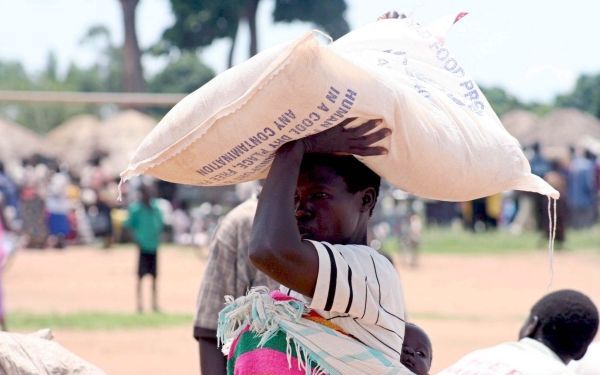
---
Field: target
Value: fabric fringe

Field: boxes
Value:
[217,287,337,375]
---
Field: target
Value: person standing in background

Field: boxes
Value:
[46,166,71,249]
[568,147,596,229]
[125,184,164,313]
[193,189,279,375]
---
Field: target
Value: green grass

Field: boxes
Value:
[383,225,600,255]
[6,311,193,331]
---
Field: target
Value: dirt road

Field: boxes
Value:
[5,245,600,374]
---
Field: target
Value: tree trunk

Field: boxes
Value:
[245,0,260,57]
[119,0,145,94]
[227,23,239,69]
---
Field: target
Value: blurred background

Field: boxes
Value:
[0,1,599,374]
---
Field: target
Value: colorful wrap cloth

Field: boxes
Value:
[217,287,413,375]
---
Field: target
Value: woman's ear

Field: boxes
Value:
[361,187,377,214]
[518,314,539,340]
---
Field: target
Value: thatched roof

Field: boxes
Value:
[0,118,44,163]
[522,108,600,148]
[97,110,157,176]
[500,110,539,143]
[44,114,103,168]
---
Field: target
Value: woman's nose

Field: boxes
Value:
[295,200,311,219]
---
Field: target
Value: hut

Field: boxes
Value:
[97,110,157,177]
[44,114,103,169]
[500,110,539,144]
[0,118,45,164]
[522,108,600,160]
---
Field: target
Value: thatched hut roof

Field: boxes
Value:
[97,110,157,176]
[0,118,44,163]
[522,108,600,149]
[44,114,103,168]
[500,110,539,144]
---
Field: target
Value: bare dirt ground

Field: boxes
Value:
[5,244,600,374]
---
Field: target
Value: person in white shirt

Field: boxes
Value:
[439,289,599,375]
[245,118,407,367]
[569,342,600,375]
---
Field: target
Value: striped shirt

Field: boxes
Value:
[281,240,406,363]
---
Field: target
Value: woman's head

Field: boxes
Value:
[296,154,380,244]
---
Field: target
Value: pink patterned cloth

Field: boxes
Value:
[228,326,307,375]
[0,221,5,319]
[233,347,305,375]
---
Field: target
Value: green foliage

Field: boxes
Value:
[7,311,192,331]
[272,0,349,39]
[147,52,216,117]
[0,25,125,134]
[162,0,350,65]
[555,73,600,118]
[480,86,524,117]
[163,0,242,50]
[0,61,33,90]
[0,55,98,134]
[481,85,555,118]
[148,52,215,94]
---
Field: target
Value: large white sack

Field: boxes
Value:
[121,16,558,201]
[0,330,106,374]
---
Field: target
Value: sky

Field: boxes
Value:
[1,0,599,102]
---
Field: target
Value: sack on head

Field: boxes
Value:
[121,15,558,202]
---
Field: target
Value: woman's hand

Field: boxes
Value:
[377,10,406,20]
[301,118,391,157]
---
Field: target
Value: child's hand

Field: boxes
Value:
[301,118,391,156]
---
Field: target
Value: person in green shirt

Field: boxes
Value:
[125,184,164,313]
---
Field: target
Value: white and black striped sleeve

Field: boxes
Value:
[307,241,371,317]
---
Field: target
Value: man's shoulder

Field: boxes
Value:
[318,242,396,273]
[330,243,387,261]
[221,198,257,225]
[444,340,569,374]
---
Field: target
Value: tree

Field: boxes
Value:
[162,1,243,68]
[162,0,349,68]
[555,73,600,118]
[148,52,215,94]
[480,86,523,117]
[481,85,552,117]
[0,54,98,134]
[118,0,145,93]
[272,0,349,40]
[0,26,124,134]
[79,25,124,92]
[146,52,215,117]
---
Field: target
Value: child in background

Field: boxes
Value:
[401,322,433,375]
[125,185,164,313]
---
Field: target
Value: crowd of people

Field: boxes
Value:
[0,139,597,261]
[0,156,235,253]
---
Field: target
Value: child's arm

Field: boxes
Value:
[249,119,389,297]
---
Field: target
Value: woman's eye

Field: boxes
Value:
[417,351,426,357]
[313,192,328,199]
